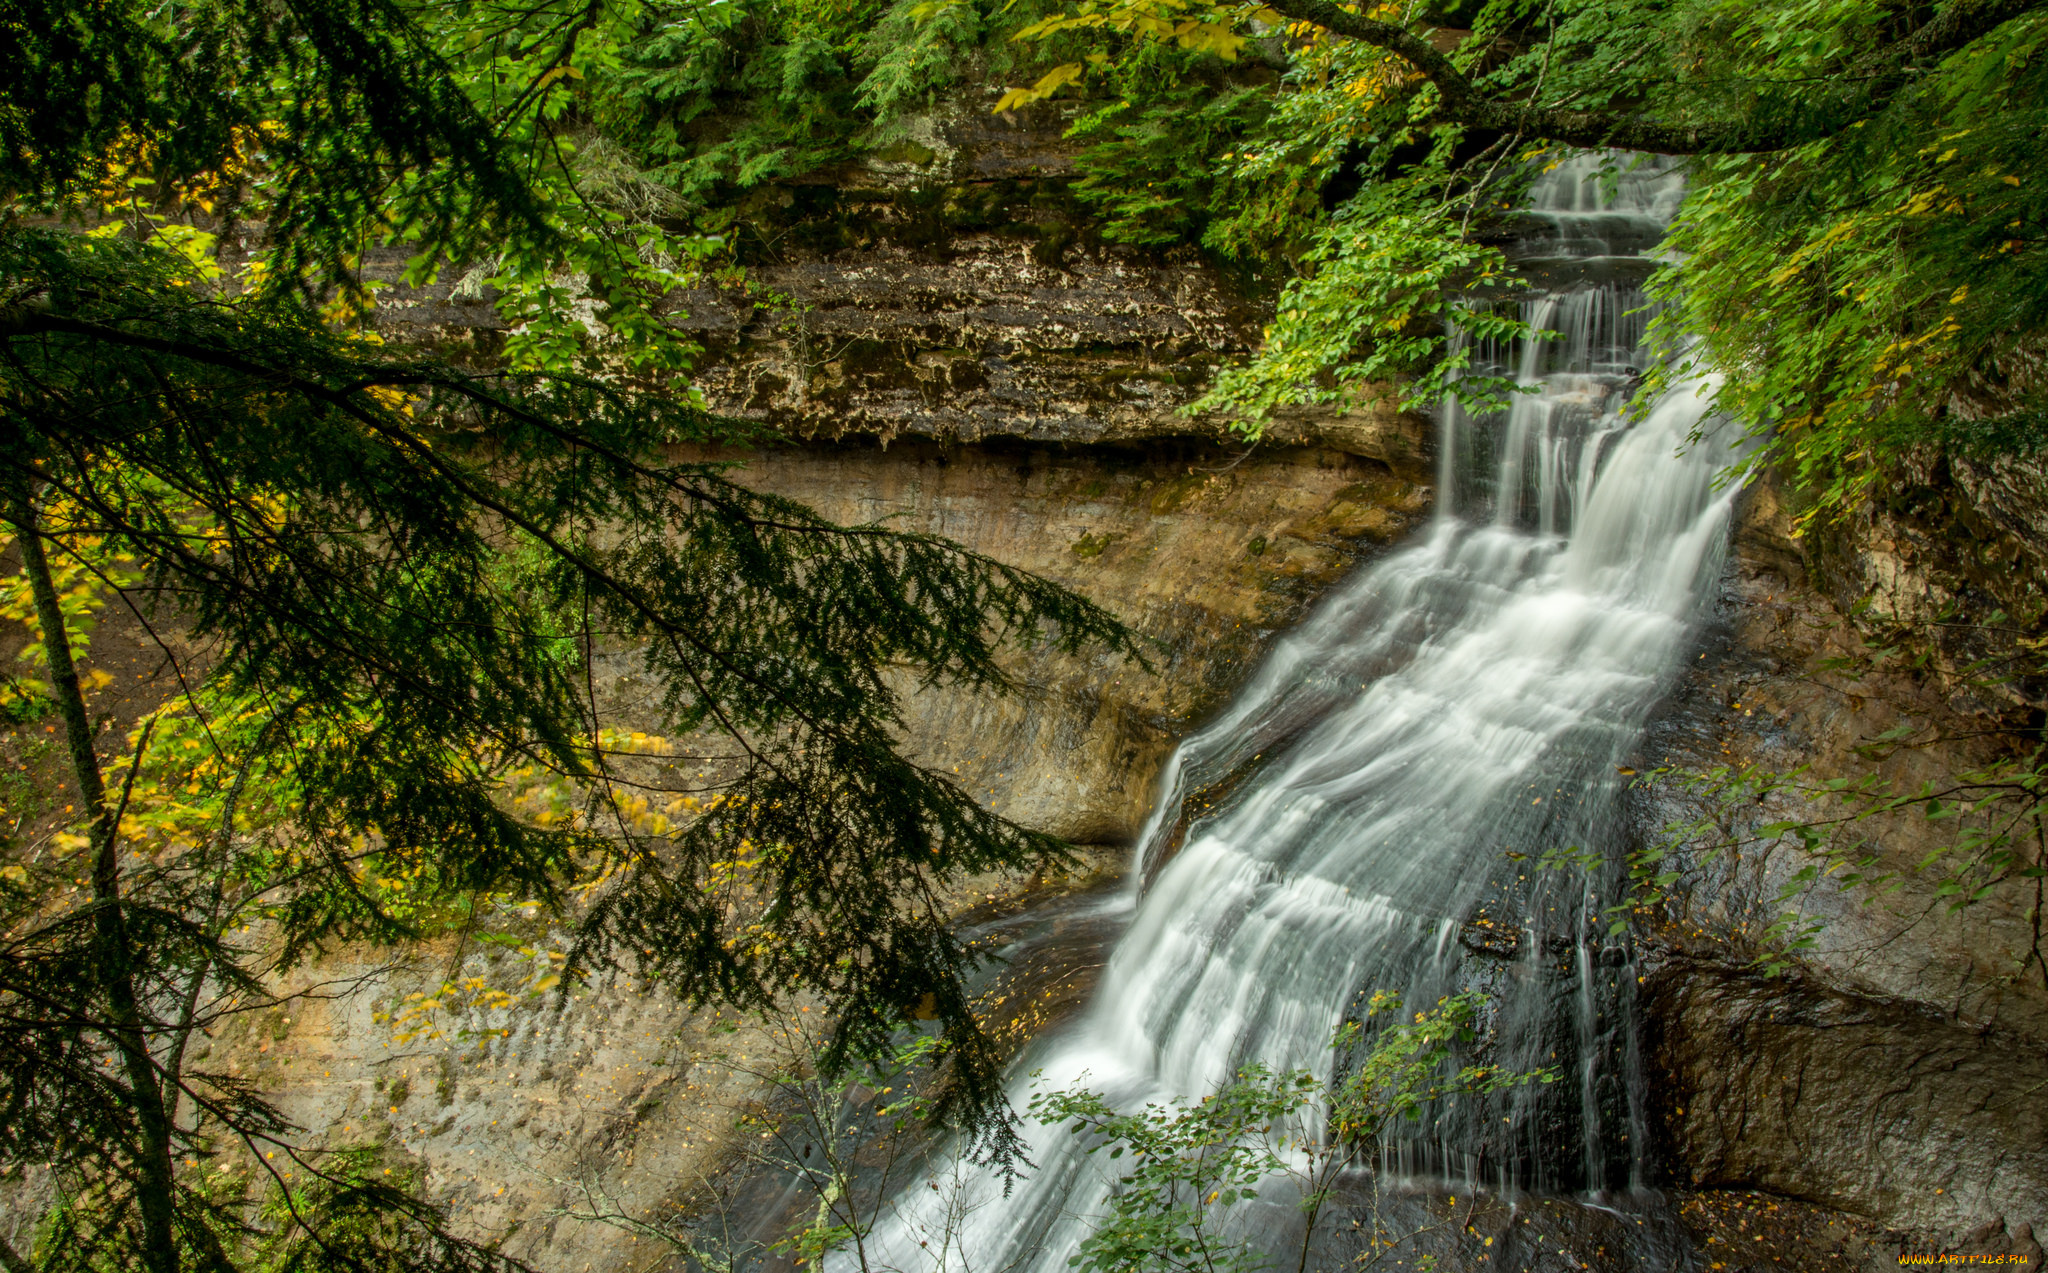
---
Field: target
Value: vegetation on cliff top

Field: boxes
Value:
[437,0,2048,520]
[1000,0,2048,521]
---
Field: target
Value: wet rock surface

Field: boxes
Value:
[1640,961,2048,1240]
[1630,472,2048,1256]
[1291,1182,1925,1273]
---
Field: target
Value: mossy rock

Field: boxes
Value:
[1070,531,1119,559]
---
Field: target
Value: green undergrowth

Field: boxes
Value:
[577,0,1318,281]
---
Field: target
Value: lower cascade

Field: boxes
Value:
[851,156,1743,1270]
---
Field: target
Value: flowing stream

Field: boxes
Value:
[850,155,1740,1272]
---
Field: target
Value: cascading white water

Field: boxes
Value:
[849,155,1737,1271]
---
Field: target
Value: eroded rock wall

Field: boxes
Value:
[640,436,1427,846]
[371,103,1426,470]
[8,432,1425,1273]
[1633,465,2048,1257]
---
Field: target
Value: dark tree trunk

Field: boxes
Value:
[6,476,182,1273]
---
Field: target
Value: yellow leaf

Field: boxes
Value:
[1033,61,1086,94]
[366,384,414,415]
[992,61,1086,113]
[991,87,1040,114]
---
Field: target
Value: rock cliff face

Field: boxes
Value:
[653,435,1426,846]
[168,451,2048,1273]
[374,103,1425,470]
[1632,465,2048,1263]
[59,439,1421,1273]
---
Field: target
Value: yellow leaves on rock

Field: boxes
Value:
[998,0,1253,112]
[507,727,720,843]
[993,62,1087,114]
[378,946,568,1043]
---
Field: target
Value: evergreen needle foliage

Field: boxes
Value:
[0,0,1137,1268]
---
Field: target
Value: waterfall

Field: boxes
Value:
[849,154,1737,1271]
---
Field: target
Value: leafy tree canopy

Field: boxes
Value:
[986,0,2048,517]
[555,0,2048,514]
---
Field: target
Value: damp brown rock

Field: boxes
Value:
[1633,464,2048,1252]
